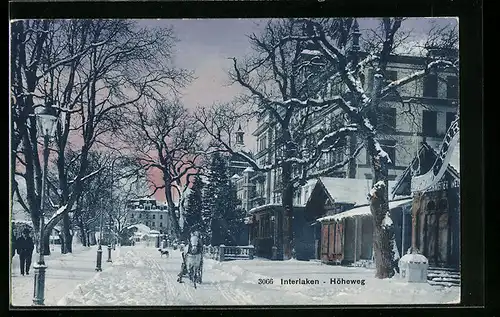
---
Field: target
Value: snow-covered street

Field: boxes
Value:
[11,245,459,306]
[10,244,111,306]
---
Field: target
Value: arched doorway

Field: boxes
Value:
[423,197,450,267]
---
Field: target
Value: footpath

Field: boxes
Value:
[10,245,118,306]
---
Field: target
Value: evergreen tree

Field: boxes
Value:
[202,152,247,246]
[222,181,246,246]
[182,175,204,241]
[201,152,227,245]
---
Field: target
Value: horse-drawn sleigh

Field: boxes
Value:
[177,231,203,289]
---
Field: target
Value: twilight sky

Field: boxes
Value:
[134,18,458,201]
[136,17,458,153]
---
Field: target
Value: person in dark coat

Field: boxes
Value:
[11,228,17,261]
[16,228,35,276]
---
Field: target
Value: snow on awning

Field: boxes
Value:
[301,49,322,56]
[244,216,253,224]
[316,198,413,223]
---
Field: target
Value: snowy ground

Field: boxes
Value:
[11,245,460,306]
[10,243,116,306]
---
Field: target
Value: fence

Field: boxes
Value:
[203,245,254,261]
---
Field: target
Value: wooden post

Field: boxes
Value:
[249,245,254,260]
[354,217,358,263]
[411,192,423,253]
[402,206,406,255]
[219,245,225,262]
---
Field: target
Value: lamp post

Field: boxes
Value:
[95,199,104,272]
[107,157,120,262]
[33,104,58,306]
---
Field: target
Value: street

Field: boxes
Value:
[11,245,460,306]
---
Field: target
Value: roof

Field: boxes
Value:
[313,177,398,207]
[248,203,305,214]
[243,166,255,173]
[126,223,151,233]
[448,140,460,174]
[392,141,460,197]
[316,198,412,223]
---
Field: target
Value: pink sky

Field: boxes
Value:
[21,18,456,202]
[139,18,457,201]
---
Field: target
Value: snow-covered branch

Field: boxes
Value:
[380,59,458,97]
[80,167,105,183]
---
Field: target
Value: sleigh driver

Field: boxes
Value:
[177,230,204,284]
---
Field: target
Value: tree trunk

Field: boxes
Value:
[62,213,73,253]
[369,146,397,279]
[348,135,358,178]
[370,191,395,279]
[78,217,88,247]
[163,175,181,238]
[80,225,87,247]
[281,161,294,260]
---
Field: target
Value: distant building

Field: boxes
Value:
[126,198,177,235]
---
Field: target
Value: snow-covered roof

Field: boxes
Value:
[231,174,241,180]
[448,141,460,174]
[127,224,151,233]
[148,230,161,235]
[316,177,398,207]
[392,141,460,197]
[301,49,323,56]
[248,203,305,214]
[243,167,255,173]
[316,198,412,223]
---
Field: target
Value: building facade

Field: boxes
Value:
[126,198,174,235]
[250,49,459,205]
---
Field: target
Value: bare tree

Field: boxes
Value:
[278,18,458,277]
[196,19,364,260]
[11,19,190,253]
[123,97,203,238]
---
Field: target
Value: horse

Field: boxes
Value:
[178,232,203,288]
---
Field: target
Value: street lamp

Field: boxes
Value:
[107,157,121,262]
[33,104,58,306]
[95,200,104,272]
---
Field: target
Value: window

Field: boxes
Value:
[446,112,456,131]
[160,222,163,227]
[423,74,438,98]
[146,222,150,226]
[139,213,142,218]
[446,76,458,99]
[422,110,438,136]
[152,222,155,227]
[258,136,267,151]
[160,215,163,220]
[131,214,134,218]
[152,214,156,219]
[378,107,397,134]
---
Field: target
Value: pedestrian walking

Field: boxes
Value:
[16,228,34,276]
[11,228,17,262]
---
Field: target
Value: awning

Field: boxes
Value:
[316,198,413,223]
